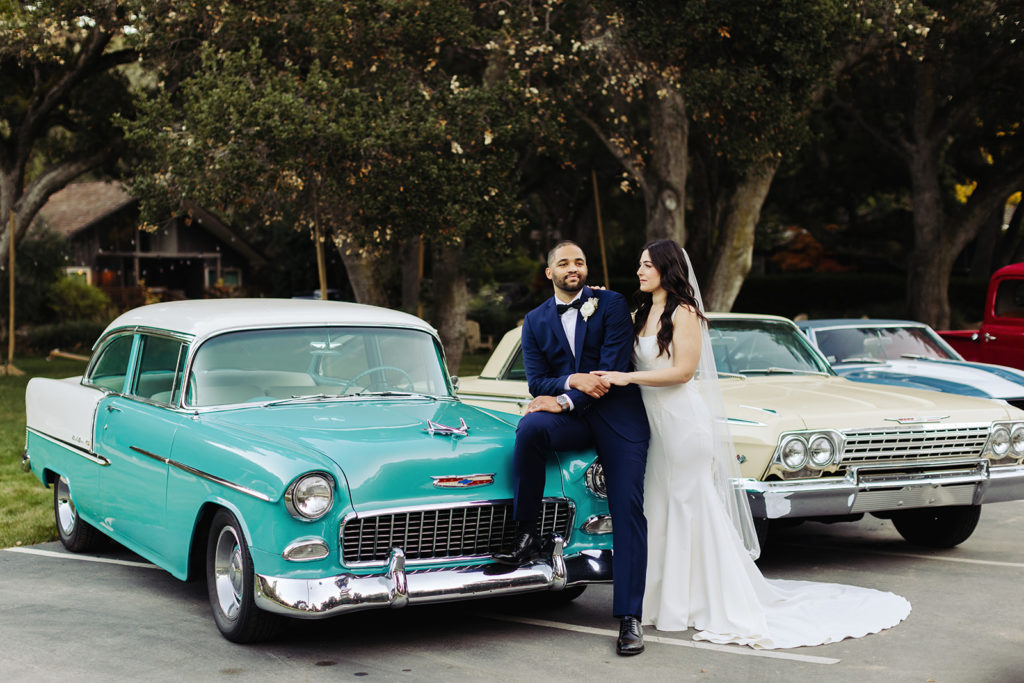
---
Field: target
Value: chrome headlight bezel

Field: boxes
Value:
[774,430,844,472]
[1010,423,1024,457]
[584,461,608,499]
[808,434,837,468]
[990,425,1011,457]
[285,472,335,521]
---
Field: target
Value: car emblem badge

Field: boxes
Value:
[884,415,950,424]
[424,417,469,436]
[431,473,495,488]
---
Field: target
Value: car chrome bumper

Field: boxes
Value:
[254,536,612,619]
[746,460,1024,519]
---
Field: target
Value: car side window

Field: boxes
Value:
[503,347,527,381]
[994,279,1024,318]
[87,334,135,392]
[132,335,187,404]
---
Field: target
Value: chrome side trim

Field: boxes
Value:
[255,536,580,619]
[128,446,272,502]
[26,428,110,467]
[456,393,529,406]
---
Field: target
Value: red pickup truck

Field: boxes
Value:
[938,262,1024,370]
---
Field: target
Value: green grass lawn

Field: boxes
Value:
[0,352,494,549]
[0,355,88,549]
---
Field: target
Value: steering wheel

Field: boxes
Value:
[340,366,415,394]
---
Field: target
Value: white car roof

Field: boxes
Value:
[101,299,436,341]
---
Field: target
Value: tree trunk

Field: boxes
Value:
[430,242,468,375]
[334,238,388,307]
[703,158,781,312]
[400,235,423,314]
[642,82,688,245]
[967,206,1005,281]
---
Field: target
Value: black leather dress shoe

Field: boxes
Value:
[492,531,538,566]
[616,616,645,656]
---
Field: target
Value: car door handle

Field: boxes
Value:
[983,332,997,342]
[106,404,122,413]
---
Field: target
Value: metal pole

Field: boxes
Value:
[591,170,610,289]
[7,209,21,375]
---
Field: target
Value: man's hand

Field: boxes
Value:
[569,372,610,398]
[527,395,563,413]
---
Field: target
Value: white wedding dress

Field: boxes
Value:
[636,334,912,649]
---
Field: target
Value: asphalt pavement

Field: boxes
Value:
[2,501,1023,682]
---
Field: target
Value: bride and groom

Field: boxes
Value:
[492,239,911,655]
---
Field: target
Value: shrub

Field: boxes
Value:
[21,320,109,354]
[47,278,111,321]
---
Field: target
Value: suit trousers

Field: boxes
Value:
[512,409,648,618]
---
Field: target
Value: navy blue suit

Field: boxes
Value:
[514,286,650,618]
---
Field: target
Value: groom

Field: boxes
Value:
[492,240,650,656]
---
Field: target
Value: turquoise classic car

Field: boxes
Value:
[22,299,611,642]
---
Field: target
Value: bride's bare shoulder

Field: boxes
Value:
[672,303,699,319]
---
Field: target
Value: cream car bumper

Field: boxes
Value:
[746,460,1024,519]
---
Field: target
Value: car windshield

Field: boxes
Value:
[186,326,450,407]
[710,319,832,375]
[812,326,956,364]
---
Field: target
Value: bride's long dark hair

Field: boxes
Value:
[633,239,707,357]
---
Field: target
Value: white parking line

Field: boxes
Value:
[479,613,840,664]
[780,543,1024,569]
[4,546,159,569]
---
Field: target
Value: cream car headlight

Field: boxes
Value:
[779,436,809,470]
[1010,424,1024,457]
[808,435,836,468]
[989,425,1011,457]
[285,473,335,521]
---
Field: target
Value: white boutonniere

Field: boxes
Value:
[580,297,598,321]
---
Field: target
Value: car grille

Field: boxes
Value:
[840,425,990,468]
[340,499,574,565]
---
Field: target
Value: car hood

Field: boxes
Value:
[719,374,1020,433]
[207,399,521,511]
[832,358,1024,401]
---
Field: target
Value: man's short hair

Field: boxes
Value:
[547,240,585,267]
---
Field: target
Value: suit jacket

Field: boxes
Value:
[520,286,650,443]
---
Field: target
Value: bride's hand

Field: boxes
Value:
[592,370,631,386]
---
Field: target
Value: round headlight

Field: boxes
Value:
[779,436,808,470]
[808,435,835,468]
[1010,424,1024,456]
[285,473,334,520]
[585,461,608,499]
[990,426,1011,457]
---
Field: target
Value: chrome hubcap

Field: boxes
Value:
[56,477,77,537]
[213,526,243,620]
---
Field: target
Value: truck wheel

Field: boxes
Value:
[892,505,981,548]
[54,475,103,552]
[206,509,279,643]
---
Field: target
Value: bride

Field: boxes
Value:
[593,239,911,649]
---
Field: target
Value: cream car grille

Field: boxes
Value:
[340,500,573,565]
[841,425,990,467]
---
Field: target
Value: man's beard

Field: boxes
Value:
[556,274,585,292]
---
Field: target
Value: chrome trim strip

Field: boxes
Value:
[26,428,110,467]
[255,536,579,619]
[128,446,272,502]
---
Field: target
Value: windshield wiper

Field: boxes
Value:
[264,393,361,406]
[739,367,829,376]
[717,372,747,380]
[353,390,442,400]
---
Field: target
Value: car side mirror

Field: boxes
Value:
[450,375,460,391]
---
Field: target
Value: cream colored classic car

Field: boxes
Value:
[457,313,1024,549]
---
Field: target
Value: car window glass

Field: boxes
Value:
[503,348,527,381]
[709,320,831,374]
[815,327,952,362]
[87,334,135,392]
[994,279,1024,318]
[187,326,449,406]
[132,335,187,404]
